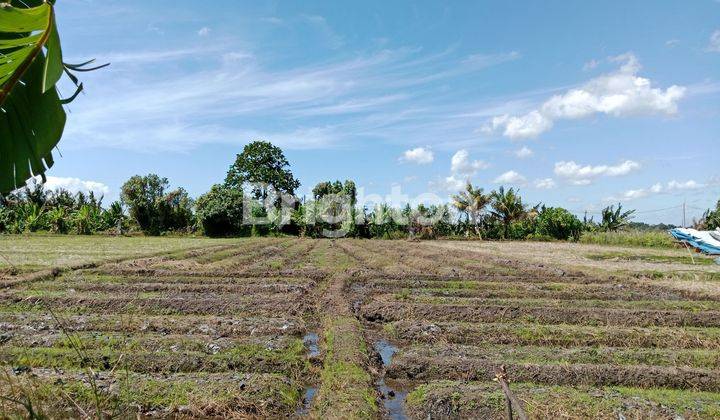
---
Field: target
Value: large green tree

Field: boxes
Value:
[120,174,193,235]
[225,141,300,199]
[0,0,106,193]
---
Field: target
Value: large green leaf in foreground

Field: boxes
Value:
[0,2,65,193]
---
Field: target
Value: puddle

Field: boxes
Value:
[374,340,408,420]
[296,386,317,417]
[377,381,408,420]
[375,339,398,366]
[303,332,320,357]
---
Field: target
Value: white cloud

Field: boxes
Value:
[484,53,686,139]
[32,176,110,197]
[437,175,467,192]
[431,149,490,192]
[451,150,489,176]
[554,160,641,185]
[197,27,210,36]
[667,180,702,191]
[533,178,556,189]
[665,39,680,48]
[514,146,533,159]
[608,179,703,202]
[400,147,434,164]
[707,30,720,52]
[493,170,527,185]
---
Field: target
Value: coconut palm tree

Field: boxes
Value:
[490,186,527,239]
[452,183,491,238]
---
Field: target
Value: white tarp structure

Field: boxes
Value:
[669,228,720,256]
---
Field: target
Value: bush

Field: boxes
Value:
[535,207,583,241]
[506,219,537,240]
[195,184,246,237]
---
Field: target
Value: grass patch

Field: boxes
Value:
[406,381,720,419]
[0,234,244,270]
[406,344,720,369]
[312,316,377,419]
[0,370,302,417]
[587,252,714,266]
[580,230,675,248]
[403,295,720,311]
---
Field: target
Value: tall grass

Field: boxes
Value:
[579,230,675,248]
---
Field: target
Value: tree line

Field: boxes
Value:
[1,141,716,239]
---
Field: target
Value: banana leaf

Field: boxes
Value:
[0,2,66,193]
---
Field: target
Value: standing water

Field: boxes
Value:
[374,340,408,420]
[296,332,320,416]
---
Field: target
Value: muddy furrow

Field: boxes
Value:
[362,301,720,327]
[388,357,720,391]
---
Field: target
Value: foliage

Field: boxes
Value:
[535,206,584,241]
[0,183,123,235]
[598,203,636,232]
[120,174,193,235]
[195,184,246,237]
[0,1,106,193]
[225,141,300,199]
[697,200,720,230]
[489,187,528,239]
[313,180,357,205]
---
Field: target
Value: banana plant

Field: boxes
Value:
[0,0,106,194]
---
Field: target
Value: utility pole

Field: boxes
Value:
[682,201,686,228]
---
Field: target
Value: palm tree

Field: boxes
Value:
[490,187,527,239]
[452,183,491,238]
[599,204,635,232]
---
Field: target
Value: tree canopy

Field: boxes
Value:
[225,141,300,199]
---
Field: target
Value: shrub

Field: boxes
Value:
[195,184,246,237]
[535,207,583,241]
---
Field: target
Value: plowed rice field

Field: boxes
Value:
[1,237,718,419]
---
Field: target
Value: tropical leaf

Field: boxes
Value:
[0,1,106,194]
[0,1,62,193]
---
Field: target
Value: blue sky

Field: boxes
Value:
[45,0,719,224]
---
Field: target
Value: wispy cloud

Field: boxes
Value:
[514,146,533,159]
[606,179,703,202]
[707,30,720,52]
[533,178,556,189]
[64,45,523,153]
